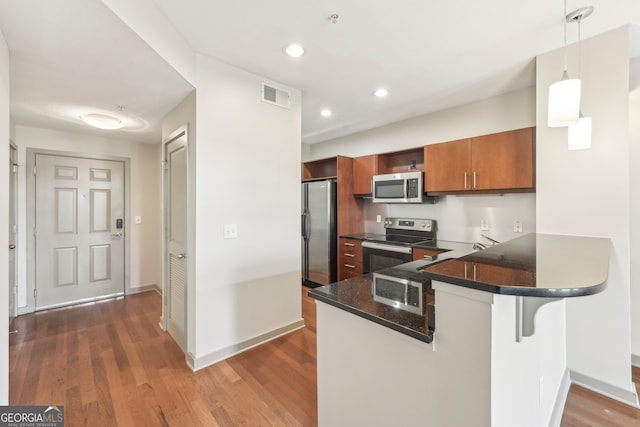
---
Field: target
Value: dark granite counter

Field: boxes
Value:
[309,233,611,343]
[423,233,610,297]
[309,238,474,342]
[308,266,436,343]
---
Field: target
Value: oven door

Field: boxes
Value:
[362,241,413,274]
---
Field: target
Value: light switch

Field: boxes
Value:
[224,224,238,239]
[135,216,142,224]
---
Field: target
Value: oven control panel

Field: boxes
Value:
[384,217,435,232]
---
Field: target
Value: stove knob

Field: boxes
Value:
[421,222,426,228]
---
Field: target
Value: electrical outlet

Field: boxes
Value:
[514,221,523,233]
[135,216,142,224]
[224,223,238,239]
[376,215,382,223]
[480,220,489,231]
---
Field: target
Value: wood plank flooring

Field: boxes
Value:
[8,286,640,426]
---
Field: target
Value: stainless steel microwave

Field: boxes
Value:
[372,171,424,203]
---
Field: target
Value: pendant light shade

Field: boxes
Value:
[568,114,592,150]
[548,71,581,127]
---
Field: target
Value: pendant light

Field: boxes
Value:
[548,0,581,127]
[566,6,594,150]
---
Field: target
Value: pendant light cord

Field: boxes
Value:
[563,0,568,73]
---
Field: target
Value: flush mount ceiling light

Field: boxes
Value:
[284,44,305,58]
[80,113,124,130]
[373,88,389,98]
[548,2,592,127]
[320,109,332,117]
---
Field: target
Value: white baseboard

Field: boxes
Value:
[570,369,640,408]
[127,284,161,295]
[632,354,640,368]
[549,369,572,427]
[186,319,306,371]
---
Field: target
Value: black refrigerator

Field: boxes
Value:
[301,179,337,287]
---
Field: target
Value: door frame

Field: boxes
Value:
[25,148,131,313]
[9,142,18,324]
[161,125,191,350]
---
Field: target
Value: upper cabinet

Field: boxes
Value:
[352,148,424,196]
[424,127,535,194]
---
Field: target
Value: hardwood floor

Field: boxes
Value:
[9,290,317,426]
[8,286,640,426]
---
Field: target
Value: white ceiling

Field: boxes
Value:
[1,0,639,145]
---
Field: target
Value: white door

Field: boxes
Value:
[34,154,125,309]
[165,131,187,351]
[9,145,17,326]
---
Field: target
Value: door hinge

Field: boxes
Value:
[33,165,37,175]
[162,161,168,171]
[34,289,37,299]
[12,163,18,174]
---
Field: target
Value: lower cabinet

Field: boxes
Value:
[413,248,447,261]
[339,237,363,280]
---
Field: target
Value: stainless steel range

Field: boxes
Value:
[362,217,437,274]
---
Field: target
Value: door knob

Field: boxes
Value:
[9,244,15,250]
[176,253,186,260]
[111,232,123,238]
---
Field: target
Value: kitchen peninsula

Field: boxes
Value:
[308,233,610,427]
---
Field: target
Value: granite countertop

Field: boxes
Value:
[308,269,436,343]
[423,233,610,297]
[309,239,475,343]
[309,233,611,342]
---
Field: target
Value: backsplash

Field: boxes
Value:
[363,193,536,244]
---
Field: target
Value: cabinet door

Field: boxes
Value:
[471,128,534,190]
[353,155,378,195]
[424,139,471,192]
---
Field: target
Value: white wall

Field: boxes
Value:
[13,126,162,311]
[630,61,640,360]
[536,26,637,403]
[191,54,303,367]
[0,26,10,406]
[306,88,537,244]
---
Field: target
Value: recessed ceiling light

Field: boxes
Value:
[320,109,332,117]
[373,88,389,98]
[80,113,124,130]
[284,44,305,58]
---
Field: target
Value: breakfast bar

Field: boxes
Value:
[308,233,610,427]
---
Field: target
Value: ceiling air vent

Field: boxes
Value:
[262,83,290,109]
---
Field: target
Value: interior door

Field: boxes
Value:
[34,154,125,309]
[9,145,17,326]
[164,130,187,352]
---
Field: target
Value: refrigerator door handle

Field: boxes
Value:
[301,211,307,239]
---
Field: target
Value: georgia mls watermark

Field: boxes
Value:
[0,406,64,427]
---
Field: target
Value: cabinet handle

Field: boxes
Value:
[344,264,355,269]
[423,255,435,261]
[464,172,468,189]
[344,253,355,257]
[344,242,355,247]
[464,263,468,279]
[473,171,477,189]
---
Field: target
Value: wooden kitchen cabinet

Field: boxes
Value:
[471,127,534,191]
[424,138,471,192]
[353,154,379,195]
[424,127,535,194]
[412,248,448,261]
[339,237,363,280]
[352,148,425,196]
